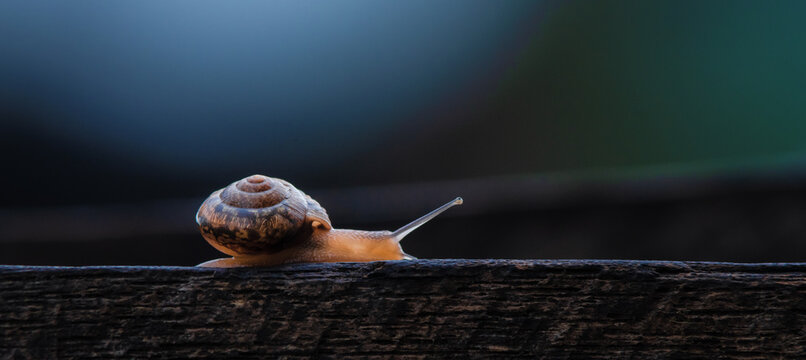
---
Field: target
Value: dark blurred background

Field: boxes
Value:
[2,1,806,265]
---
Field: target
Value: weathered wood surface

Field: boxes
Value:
[2,260,806,359]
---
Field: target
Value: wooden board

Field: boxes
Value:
[2,260,805,359]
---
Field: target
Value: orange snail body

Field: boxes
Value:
[195,175,462,267]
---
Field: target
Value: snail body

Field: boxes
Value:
[196,174,462,267]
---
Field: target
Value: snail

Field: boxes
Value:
[195,174,462,267]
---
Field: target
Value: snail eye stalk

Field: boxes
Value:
[392,197,463,242]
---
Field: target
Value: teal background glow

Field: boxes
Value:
[3,1,806,265]
[2,0,806,203]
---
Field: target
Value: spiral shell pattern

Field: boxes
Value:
[196,175,331,255]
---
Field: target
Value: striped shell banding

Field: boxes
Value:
[195,175,331,255]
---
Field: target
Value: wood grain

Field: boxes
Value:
[2,260,806,359]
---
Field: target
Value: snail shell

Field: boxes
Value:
[195,175,331,256]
